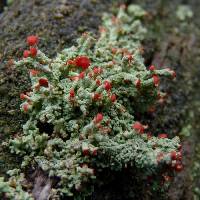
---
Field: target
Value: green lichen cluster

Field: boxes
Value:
[0,177,33,200]
[1,5,181,199]
[176,5,193,21]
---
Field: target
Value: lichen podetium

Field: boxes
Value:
[0,4,182,199]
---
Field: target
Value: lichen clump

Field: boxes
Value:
[1,5,182,199]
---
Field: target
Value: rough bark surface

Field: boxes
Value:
[0,0,200,199]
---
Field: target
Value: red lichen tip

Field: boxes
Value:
[22,103,29,112]
[166,68,176,79]
[79,72,85,79]
[20,93,26,100]
[146,132,152,139]
[178,144,182,151]
[69,88,75,98]
[158,133,168,139]
[126,53,133,62]
[152,75,160,87]
[93,67,102,75]
[39,78,49,87]
[170,151,177,160]
[134,79,141,89]
[94,113,103,123]
[96,79,101,86]
[93,93,102,101]
[66,59,75,66]
[82,148,89,156]
[110,94,117,102]
[171,70,176,79]
[29,69,40,76]
[74,56,91,70]
[149,65,156,71]
[26,35,39,46]
[91,147,98,156]
[176,152,182,161]
[132,121,144,134]
[175,164,183,172]
[23,50,30,58]
[30,47,37,57]
[111,48,117,54]
[104,80,112,91]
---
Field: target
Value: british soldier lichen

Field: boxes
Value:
[0,4,182,199]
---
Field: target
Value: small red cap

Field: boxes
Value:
[170,151,177,160]
[175,164,183,172]
[27,35,39,46]
[152,75,160,87]
[69,88,75,98]
[132,121,144,134]
[79,72,85,79]
[134,79,141,89]
[30,47,37,57]
[93,93,102,101]
[149,65,156,71]
[96,79,101,86]
[94,113,103,123]
[74,56,91,70]
[66,59,75,66]
[20,93,26,100]
[22,103,29,112]
[23,50,30,58]
[29,69,40,76]
[110,94,117,102]
[104,80,112,91]
[158,133,168,139]
[39,78,49,87]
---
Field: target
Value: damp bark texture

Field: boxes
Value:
[0,0,200,200]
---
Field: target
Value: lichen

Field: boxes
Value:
[176,5,193,21]
[0,177,33,200]
[0,5,182,199]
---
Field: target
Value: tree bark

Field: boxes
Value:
[0,0,7,13]
[0,0,200,199]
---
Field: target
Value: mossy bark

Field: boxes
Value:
[0,0,200,199]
